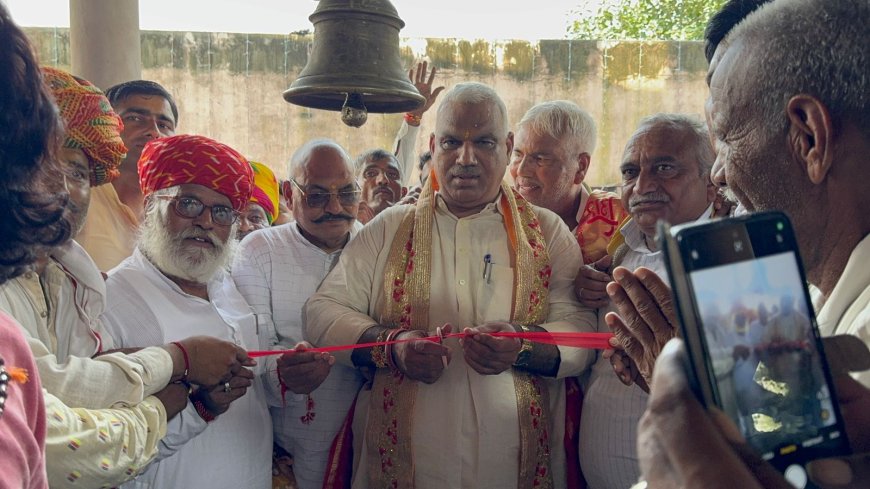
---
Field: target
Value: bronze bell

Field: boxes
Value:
[283,0,425,127]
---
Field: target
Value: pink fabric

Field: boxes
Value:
[0,311,47,489]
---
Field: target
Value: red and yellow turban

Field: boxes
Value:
[249,161,279,223]
[138,134,253,211]
[41,66,127,187]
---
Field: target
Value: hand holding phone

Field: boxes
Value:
[659,212,850,486]
[639,336,870,489]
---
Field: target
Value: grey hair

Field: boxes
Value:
[142,186,180,216]
[436,82,509,134]
[633,113,715,176]
[287,138,353,180]
[727,0,869,134]
[517,100,598,155]
[354,148,401,179]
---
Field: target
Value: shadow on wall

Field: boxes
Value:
[26,28,710,185]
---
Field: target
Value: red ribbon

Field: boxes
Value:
[247,331,614,358]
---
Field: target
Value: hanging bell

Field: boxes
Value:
[283,0,425,127]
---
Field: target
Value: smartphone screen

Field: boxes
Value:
[668,212,849,479]
[689,252,841,459]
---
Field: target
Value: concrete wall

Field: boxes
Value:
[25,28,711,186]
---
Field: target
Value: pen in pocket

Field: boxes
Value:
[483,254,493,284]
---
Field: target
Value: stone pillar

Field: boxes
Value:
[69,0,141,90]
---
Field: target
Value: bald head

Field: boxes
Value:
[289,138,353,180]
[436,82,510,138]
[286,138,359,250]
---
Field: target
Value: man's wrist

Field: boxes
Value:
[163,343,187,383]
[511,324,561,377]
[351,325,391,369]
[512,324,534,368]
[190,390,217,423]
[404,112,422,126]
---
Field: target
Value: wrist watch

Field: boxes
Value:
[513,324,534,368]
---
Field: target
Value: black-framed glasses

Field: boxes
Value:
[289,178,361,208]
[156,195,239,226]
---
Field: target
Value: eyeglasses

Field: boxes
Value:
[289,178,361,208]
[156,195,239,226]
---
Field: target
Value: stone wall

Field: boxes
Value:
[25,28,710,185]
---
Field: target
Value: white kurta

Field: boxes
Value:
[0,241,173,410]
[391,120,421,186]
[580,207,712,489]
[232,222,365,489]
[102,249,272,489]
[816,234,870,387]
[305,194,597,489]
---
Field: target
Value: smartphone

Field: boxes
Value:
[659,211,850,488]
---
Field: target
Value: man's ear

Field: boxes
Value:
[429,133,436,154]
[786,94,834,185]
[575,153,591,185]
[401,186,408,198]
[705,176,718,204]
[281,180,294,211]
[505,131,515,156]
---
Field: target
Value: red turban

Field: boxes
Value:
[41,66,127,187]
[138,135,253,211]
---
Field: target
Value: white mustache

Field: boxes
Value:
[178,228,220,248]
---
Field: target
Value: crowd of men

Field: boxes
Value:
[0,0,867,488]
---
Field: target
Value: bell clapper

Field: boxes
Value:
[341,92,368,127]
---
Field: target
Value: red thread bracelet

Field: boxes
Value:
[170,341,190,384]
[404,112,422,126]
[191,397,215,423]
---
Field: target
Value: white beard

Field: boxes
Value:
[138,205,238,284]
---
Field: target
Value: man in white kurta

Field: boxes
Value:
[101,134,272,489]
[305,83,597,489]
[574,114,718,489]
[233,139,366,489]
[816,234,870,387]
[103,249,272,488]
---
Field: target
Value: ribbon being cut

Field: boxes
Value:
[247,330,614,357]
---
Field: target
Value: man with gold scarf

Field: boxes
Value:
[305,82,597,489]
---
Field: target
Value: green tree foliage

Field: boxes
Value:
[569,0,727,41]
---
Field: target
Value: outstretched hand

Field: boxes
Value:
[408,61,445,119]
